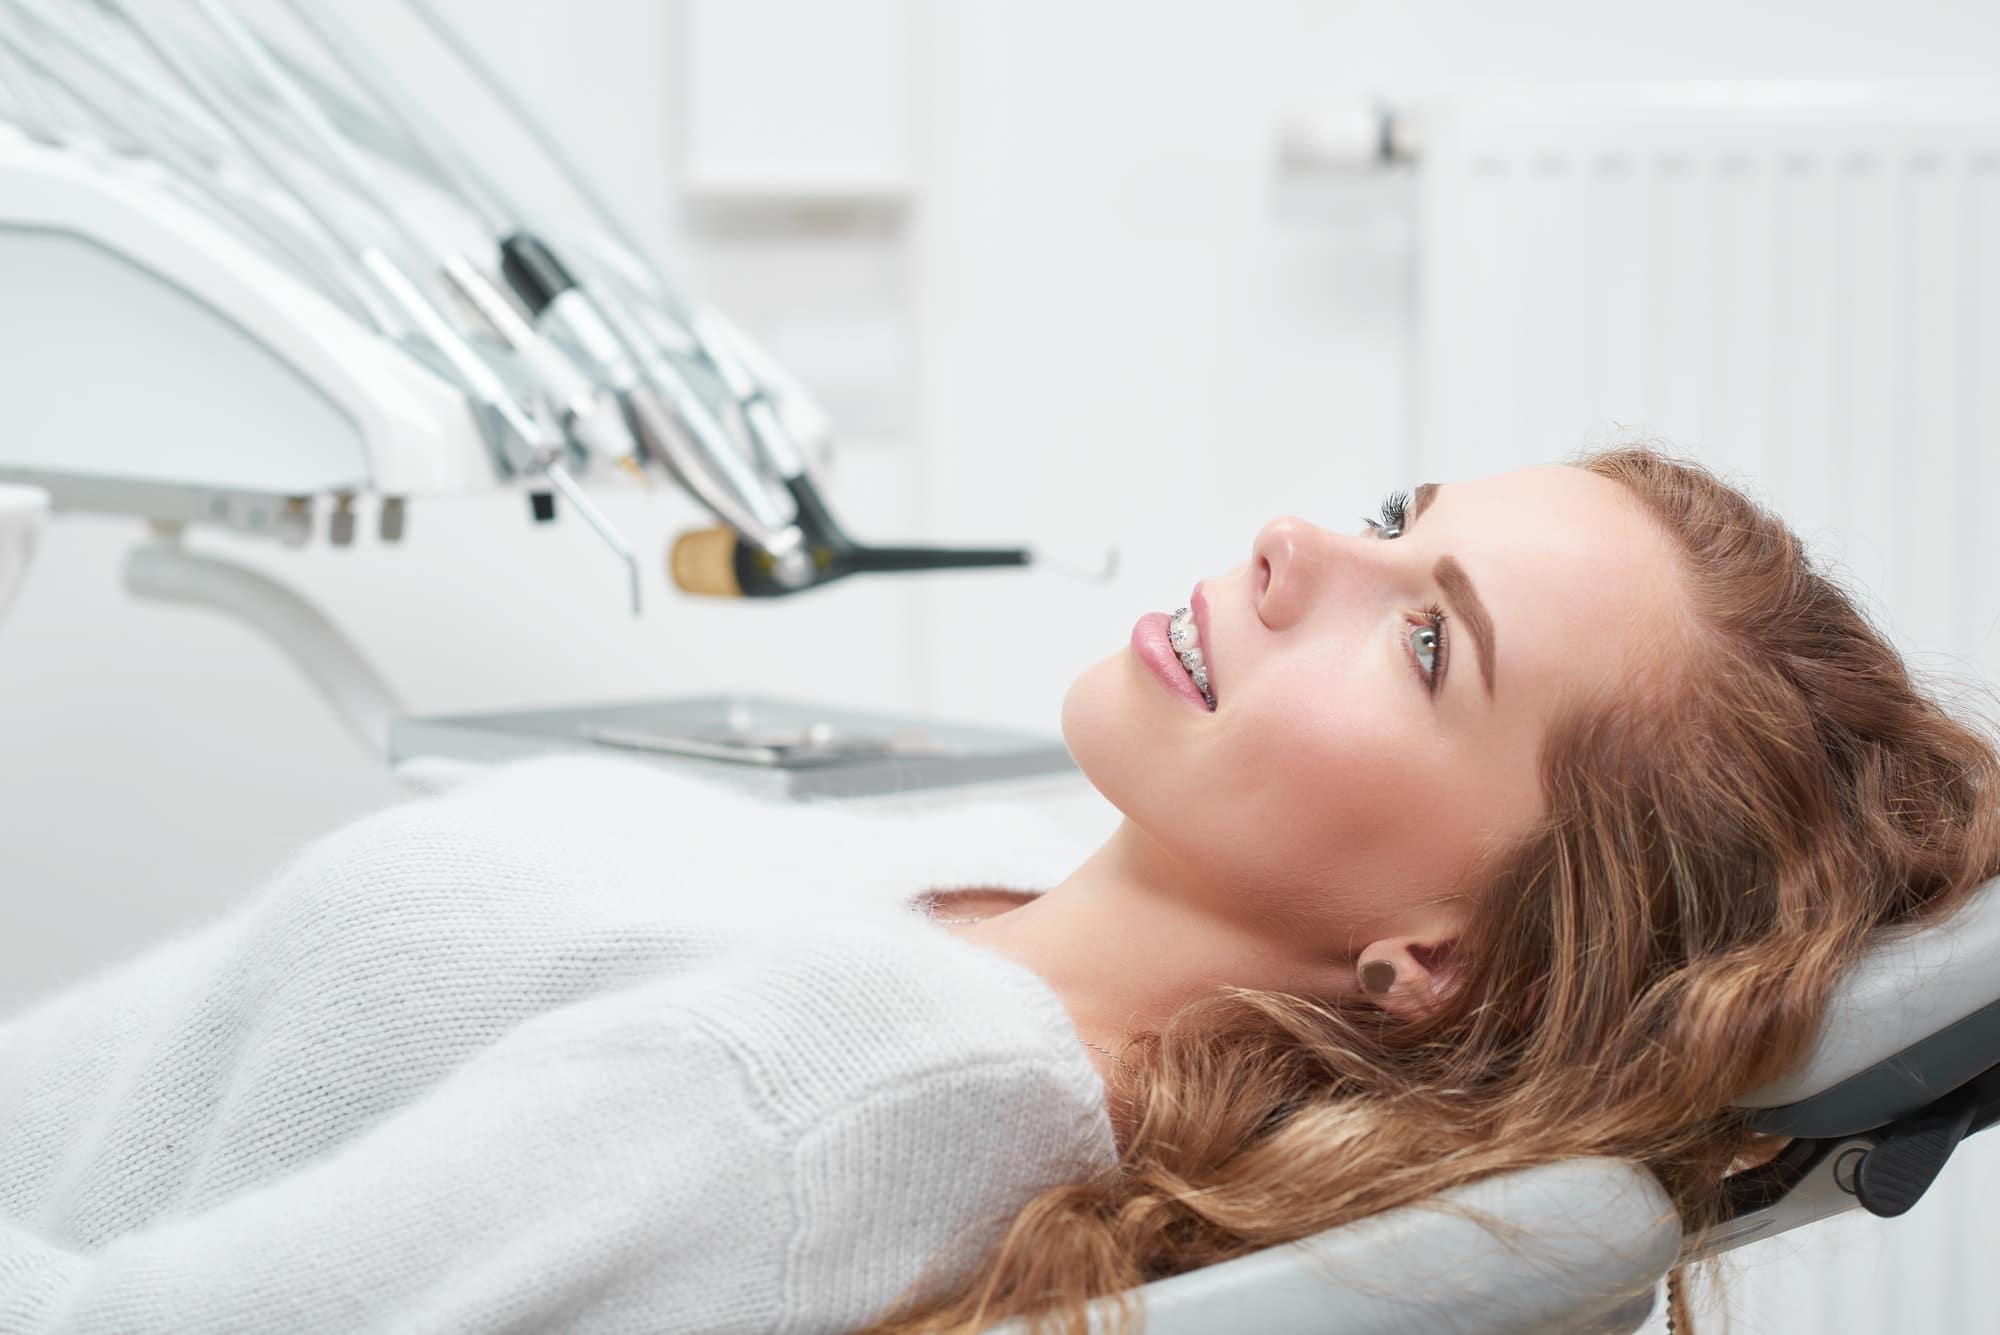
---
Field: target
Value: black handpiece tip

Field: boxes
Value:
[499,233,577,317]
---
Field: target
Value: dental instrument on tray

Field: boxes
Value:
[0,0,1111,791]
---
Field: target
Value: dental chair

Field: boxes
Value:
[980,875,2000,1335]
[8,12,1999,1330]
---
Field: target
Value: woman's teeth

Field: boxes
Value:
[1168,606,1216,709]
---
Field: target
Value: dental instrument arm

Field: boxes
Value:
[0,0,1115,649]
[91,0,645,611]
[0,0,391,331]
[95,0,541,462]
[266,0,813,594]
[401,0,1119,598]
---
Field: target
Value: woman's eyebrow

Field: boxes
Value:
[1435,557,1496,698]
[1409,482,1497,699]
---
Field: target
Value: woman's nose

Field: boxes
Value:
[1252,515,1364,629]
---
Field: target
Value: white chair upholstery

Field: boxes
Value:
[1737,877,2000,1136]
[980,1157,1678,1335]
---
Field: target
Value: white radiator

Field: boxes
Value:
[1412,85,2000,1335]
[1415,86,2000,690]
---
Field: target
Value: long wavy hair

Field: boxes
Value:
[858,445,2000,1335]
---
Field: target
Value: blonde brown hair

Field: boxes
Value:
[860,445,2000,1335]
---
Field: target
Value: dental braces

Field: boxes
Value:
[1168,606,1216,709]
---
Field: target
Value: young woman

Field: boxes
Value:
[3,447,1993,1335]
[871,447,2000,1333]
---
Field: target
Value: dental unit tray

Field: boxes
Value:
[389,694,1078,801]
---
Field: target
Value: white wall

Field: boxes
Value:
[5,3,2000,1329]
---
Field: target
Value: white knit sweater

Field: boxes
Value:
[0,756,1119,1334]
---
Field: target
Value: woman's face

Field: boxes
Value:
[1061,463,1689,962]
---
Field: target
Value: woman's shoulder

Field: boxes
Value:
[740,920,1118,1293]
[677,916,1108,1132]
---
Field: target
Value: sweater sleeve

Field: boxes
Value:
[2,962,794,1335]
[0,928,1114,1335]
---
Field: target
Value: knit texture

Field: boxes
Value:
[0,756,1118,1334]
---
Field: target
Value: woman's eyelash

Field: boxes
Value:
[1362,490,1411,537]
[1356,491,1447,694]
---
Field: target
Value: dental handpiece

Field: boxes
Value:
[500,215,877,584]
[496,233,815,584]
[210,0,638,473]
[668,528,1030,600]
[438,255,635,471]
[268,0,638,478]
[391,0,820,561]
[683,306,828,509]
[668,523,1121,600]
[647,298,1120,598]
[501,240,1117,601]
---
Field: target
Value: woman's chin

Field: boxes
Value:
[1056,661,1102,760]
[1059,653,1152,799]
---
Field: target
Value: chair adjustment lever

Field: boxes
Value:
[1853,1082,1979,1218]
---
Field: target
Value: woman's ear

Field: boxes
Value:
[1354,935,1463,1021]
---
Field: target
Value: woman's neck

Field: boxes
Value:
[941,819,1363,1126]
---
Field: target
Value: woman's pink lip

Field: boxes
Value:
[1131,612,1211,710]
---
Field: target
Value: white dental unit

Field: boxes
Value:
[6,6,2000,1332]
[0,0,1097,803]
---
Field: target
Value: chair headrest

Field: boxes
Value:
[978,1158,1678,1335]
[1734,876,2000,1137]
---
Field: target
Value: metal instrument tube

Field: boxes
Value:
[392,0,824,576]
[273,0,516,235]
[181,0,441,269]
[402,0,696,317]
[0,14,390,330]
[100,0,555,466]
[496,231,807,569]
[439,253,635,467]
[8,0,231,167]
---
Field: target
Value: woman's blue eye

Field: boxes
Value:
[1409,607,1449,694]
[1411,622,1440,677]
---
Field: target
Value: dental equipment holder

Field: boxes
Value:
[0,0,1114,799]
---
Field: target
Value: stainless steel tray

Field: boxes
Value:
[389,693,1078,801]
